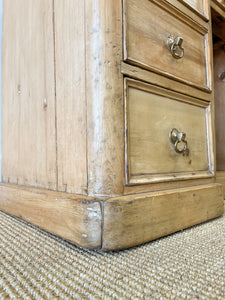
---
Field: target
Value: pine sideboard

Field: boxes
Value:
[0,0,224,250]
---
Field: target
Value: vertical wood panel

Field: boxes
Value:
[54,0,87,194]
[86,0,124,196]
[2,0,57,189]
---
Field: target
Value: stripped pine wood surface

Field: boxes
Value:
[2,0,57,189]
[54,0,87,194]
[0,183,102,249]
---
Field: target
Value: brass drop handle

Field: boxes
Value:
[169,128,187,154]
[167,35,184,59]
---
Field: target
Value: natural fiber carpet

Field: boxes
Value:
[0,211,225,300]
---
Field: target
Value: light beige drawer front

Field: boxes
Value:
[123,0,211,90]
[125,79,214,185]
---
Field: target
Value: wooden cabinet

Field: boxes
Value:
[0,0,223,250]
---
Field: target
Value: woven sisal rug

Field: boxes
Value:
[0,209,225,299]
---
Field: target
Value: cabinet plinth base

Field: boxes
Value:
[0,183,223,250]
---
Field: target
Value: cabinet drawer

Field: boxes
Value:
[125,79,214,185]
[123,0,211,90]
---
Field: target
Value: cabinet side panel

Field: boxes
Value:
[2,0,57,189]
[54,0,87,194]
[86,0,124,196]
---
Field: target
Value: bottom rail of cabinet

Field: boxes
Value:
[0,183,223,251]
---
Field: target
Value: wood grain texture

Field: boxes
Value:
[102,184,224,250]
[214,48,225,170]
[0,183,102,249]
[123,178,215,195]
[2,0,57,189]
[125,79,214,185]
[123,0,210,90]
[85,0,124,196]
[54,0,87,194]
[121,62,212,102]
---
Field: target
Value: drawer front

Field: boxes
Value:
[125,79,214,185]
[123,0,211,90]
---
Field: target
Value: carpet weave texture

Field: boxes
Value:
[0,210,225,299]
